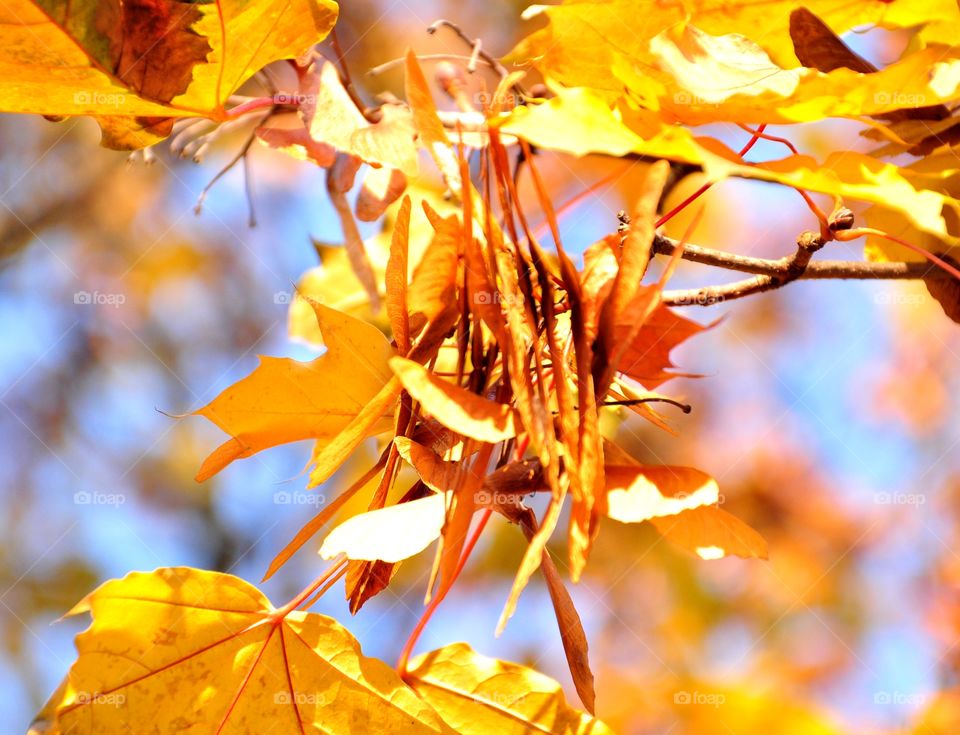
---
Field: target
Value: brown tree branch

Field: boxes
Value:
[653,234,942,280]
[661,232,825,305]
[655,232,950,306]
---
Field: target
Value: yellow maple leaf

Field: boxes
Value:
[193,302,395,481]
[407,643,614,735]
[39,567,453,734]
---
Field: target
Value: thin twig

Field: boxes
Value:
[661,231,825,305]
[329,28,378,122]
[242,151,257,228]
[427,20,509,78]
[367,53,476,77]
[194,122,263,222]
[653,234,949,281]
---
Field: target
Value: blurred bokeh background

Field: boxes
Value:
[2,2,960,733]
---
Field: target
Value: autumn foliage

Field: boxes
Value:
[7,0,960,733]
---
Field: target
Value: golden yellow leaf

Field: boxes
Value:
[508,0,953,88]
[605,465,720,523]
[28,675,67,735]
[320,491,448,563]
[651,506,769,560]
[193,302,395,481]
[1,0,339,148]
[390,357,519,442]
[502,90,957,245]
[42,567,453,734]
[498,88,662,159]
[407,643,614,735]
[864,153,960,261]
[640,24,960,126]
[289,248,389,346]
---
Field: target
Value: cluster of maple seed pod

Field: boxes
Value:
[182,52,771,712]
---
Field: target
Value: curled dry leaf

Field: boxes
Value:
[350,104,420,178]
[788,7,949,122]
[925,264,960,324]
[390,357,519,443]
[395,437,460,493]
[357,166,408,222]
[345,558,397,614]
[407,209,462,327]
[405,51,462,193]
